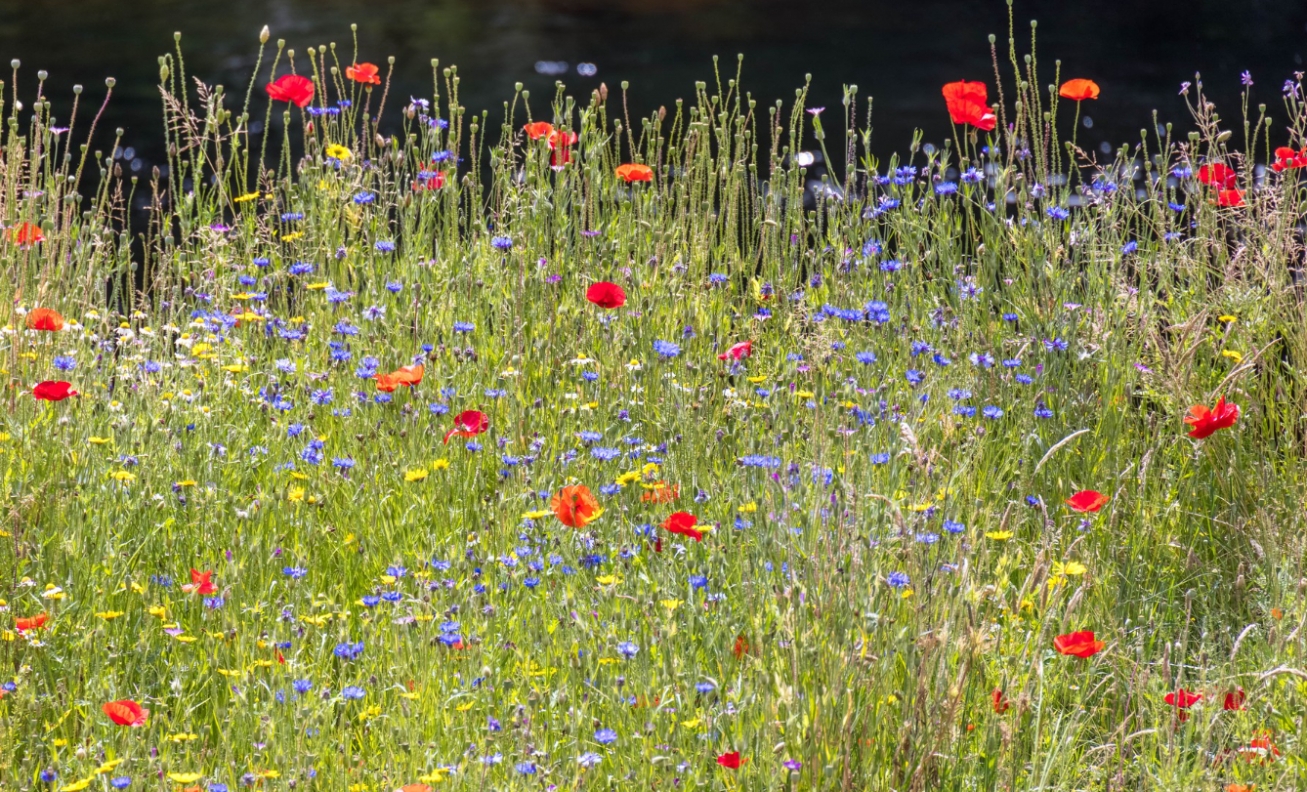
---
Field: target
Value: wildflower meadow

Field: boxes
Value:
[3,13,1307,792]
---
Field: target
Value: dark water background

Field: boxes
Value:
[2,0,1306,179]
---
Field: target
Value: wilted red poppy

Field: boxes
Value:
[1271,146,1307,172]
[10,222,44,245]
[102,699,150,727]
[615,163,654,183]
[33,381,77,401]
[991,688,1011,714]
[1058,79,1101,101]
[586,281,626,309]
[1053,630,1105,658]
[345,62,381,85]
[1197,163,1238,188]
[1066,490,1109,512]
[265,74,315,108]
[1185,396,1239,439]
[718,341,753,361]
[15,613,48,632]
[716,752,746,769]
[732,634,751,659]
[1216,189,1245,207]
[183,568,216,595]
[1223,688,1246,711]
[550,484,602,528]
[663,511,703,542]
[941,81,997,131]
[523,121,554,140]
[375,364,424,393]
[1164,688,1202,720]
[443,409,489,444]
[26,308,65,331]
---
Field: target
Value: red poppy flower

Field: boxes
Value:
[991,688,1011,713]
[1216,189,1245,207]
[1185,396,1239,439]
[662,511,703,542]
[33,381,77,401]
[443,409,489,444]
[265,74,315,108]
[345,62,381,85]
[1053,630,1105,658]
[375,364,424,393]
[941,81,997,131]
[1271,146,1307,172]
[1223,688,1246,711]
[1240,731,1281,763]
[102,699,150,727]
[615,163,654,183]
[1058,79,1101,101]
[550,484,602,528]
[10,222,44,245]
[182,568,216,595]
[718,341,753,361]
[523,121,554,140]
[716,752,746,769]
[549,130,577,168]
[1164,688,1203,711]
[1197,163,1238,188]
[15,613,48,632]
[412,171,446,191]
[586,282,626,309]
[732,634,751,659]
[1066,490,1109,512]
[25,308,65,331]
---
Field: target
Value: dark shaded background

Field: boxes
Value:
[2,0,1306,177]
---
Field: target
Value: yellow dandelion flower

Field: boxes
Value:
[405,468,429,482]
[1221,349,1244,363]
[325,144,352,161]
[984,530,1014,541]
[234,191,261,203]
[88,436,112,445]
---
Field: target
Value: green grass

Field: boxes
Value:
[1,17,1306,792]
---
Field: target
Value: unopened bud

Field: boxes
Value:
[260,25,270,44]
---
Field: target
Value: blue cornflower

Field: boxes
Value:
[594,728,618,745]
[982,405,1004,419]
[617,641,639,659]
[934,181,958,195]
[491,236,513,251]
[905,369,925,385]
[353,192,376,205]
[886,571,910,588]
[1046,206,1070,221]
[453,321,475,333]
[943,519,965,534]
[341,686,366,700]
[374,241,396,253]
[591,447,621,461]
[52,355,76,371]
[738,454,781,468]
[1034,402,1054,419]
[869,452,890,465]
[856,351,877,364]
[652,339,681,358]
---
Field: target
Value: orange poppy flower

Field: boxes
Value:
[1065,490,1109,512]
[615,163,654,183]
[102,699,150,727]
[1185,396,1239,439]
[550,484,602,528]
[25,308,65,331]
[1053,630,1105,658]
[375,364,424,393]
[345,62,381,85]
[182,568,216,595]
[523,121,554,141]
[15,613,48,632]
[443,409,489,444]
[33,381,77,401]
[941,81,997,131]
[1058,79,1100,101]
[399,785,432,792]
[10,222,45,245]
[1240,731,1281,763]
[640,481,679,504]
[662,511,703,542]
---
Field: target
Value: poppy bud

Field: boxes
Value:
[260,25,270,43]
